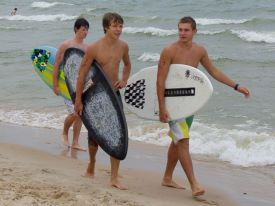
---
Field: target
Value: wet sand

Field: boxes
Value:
[0,122,274,205]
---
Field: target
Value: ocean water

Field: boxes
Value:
[0,0,275,167]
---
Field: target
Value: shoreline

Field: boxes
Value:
[0,122,274,205]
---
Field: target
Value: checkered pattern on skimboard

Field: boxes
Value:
[124,79,146,109]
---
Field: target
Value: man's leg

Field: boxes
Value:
[176,139,205,196]
[62,114,75,147]
[84,138,98,177]
[110,157,128,190]
[109,91,127,189]
[71,116,86,151]
[162,142,185,189]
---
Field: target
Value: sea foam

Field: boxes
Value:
[130,121,275,167]
[31,1,74,8]
[196,18,250,25]
[1,109,274,167]
[138,53,160,62]
[123,27,177,37]
[123,25,275,45]
[0,109,65,129]
[231,30,275,44]
[0,14,77,21]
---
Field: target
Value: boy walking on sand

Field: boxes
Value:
[53,17,89,151]
[157,16,250,196]
[74,12,131,190]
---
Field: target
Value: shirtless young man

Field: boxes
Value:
[53,17,89,151]
[157,16,250,196]
[74,12,131,190]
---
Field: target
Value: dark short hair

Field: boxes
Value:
[178,16,196,30]
[14,8,17,10]
[102,12,124,33]
[74,17,89,33]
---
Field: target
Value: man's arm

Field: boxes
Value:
[200,47,250,97]
[74,44,95,115]
[157,47,172,123]
[114,44,131,89]
[53,44,66,95]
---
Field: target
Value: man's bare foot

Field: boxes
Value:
[71,144,87,151]
[82,172,94,178]
[61,134,69,147]
[161,179,185,189]
[111,180,128,190]
[192,186,205,196]
[83,162,95,178]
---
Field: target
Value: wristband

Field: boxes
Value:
[234,84,239,91]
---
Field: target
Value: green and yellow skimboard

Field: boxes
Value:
[31,46,71,100]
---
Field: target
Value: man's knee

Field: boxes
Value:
[88,137,99,147]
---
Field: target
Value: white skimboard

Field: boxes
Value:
[123,64,213,121]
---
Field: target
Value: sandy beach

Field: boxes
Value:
[0,122,274,206]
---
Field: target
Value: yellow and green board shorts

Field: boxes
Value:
[168,115,194,143]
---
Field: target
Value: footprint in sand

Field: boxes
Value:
[52,191,70,199]
[194,197,219,206]
[40,168,55,174]
[0,168,13,176]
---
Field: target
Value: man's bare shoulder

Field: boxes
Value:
[193,42,207,53]
[60,38,87,51]
[56,38,75,53]
[117,40,129,53]
[60,38,74,48]
[87,39,101,50]
[85,40,102,57]
[163,41,178,51]
[160,42,177,56]
[118,39,128,47]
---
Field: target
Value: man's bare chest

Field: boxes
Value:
[172,51,201,67]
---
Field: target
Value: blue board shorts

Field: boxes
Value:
[168,115,194,143]
[88,90,123,147]
[64,99,74,114]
